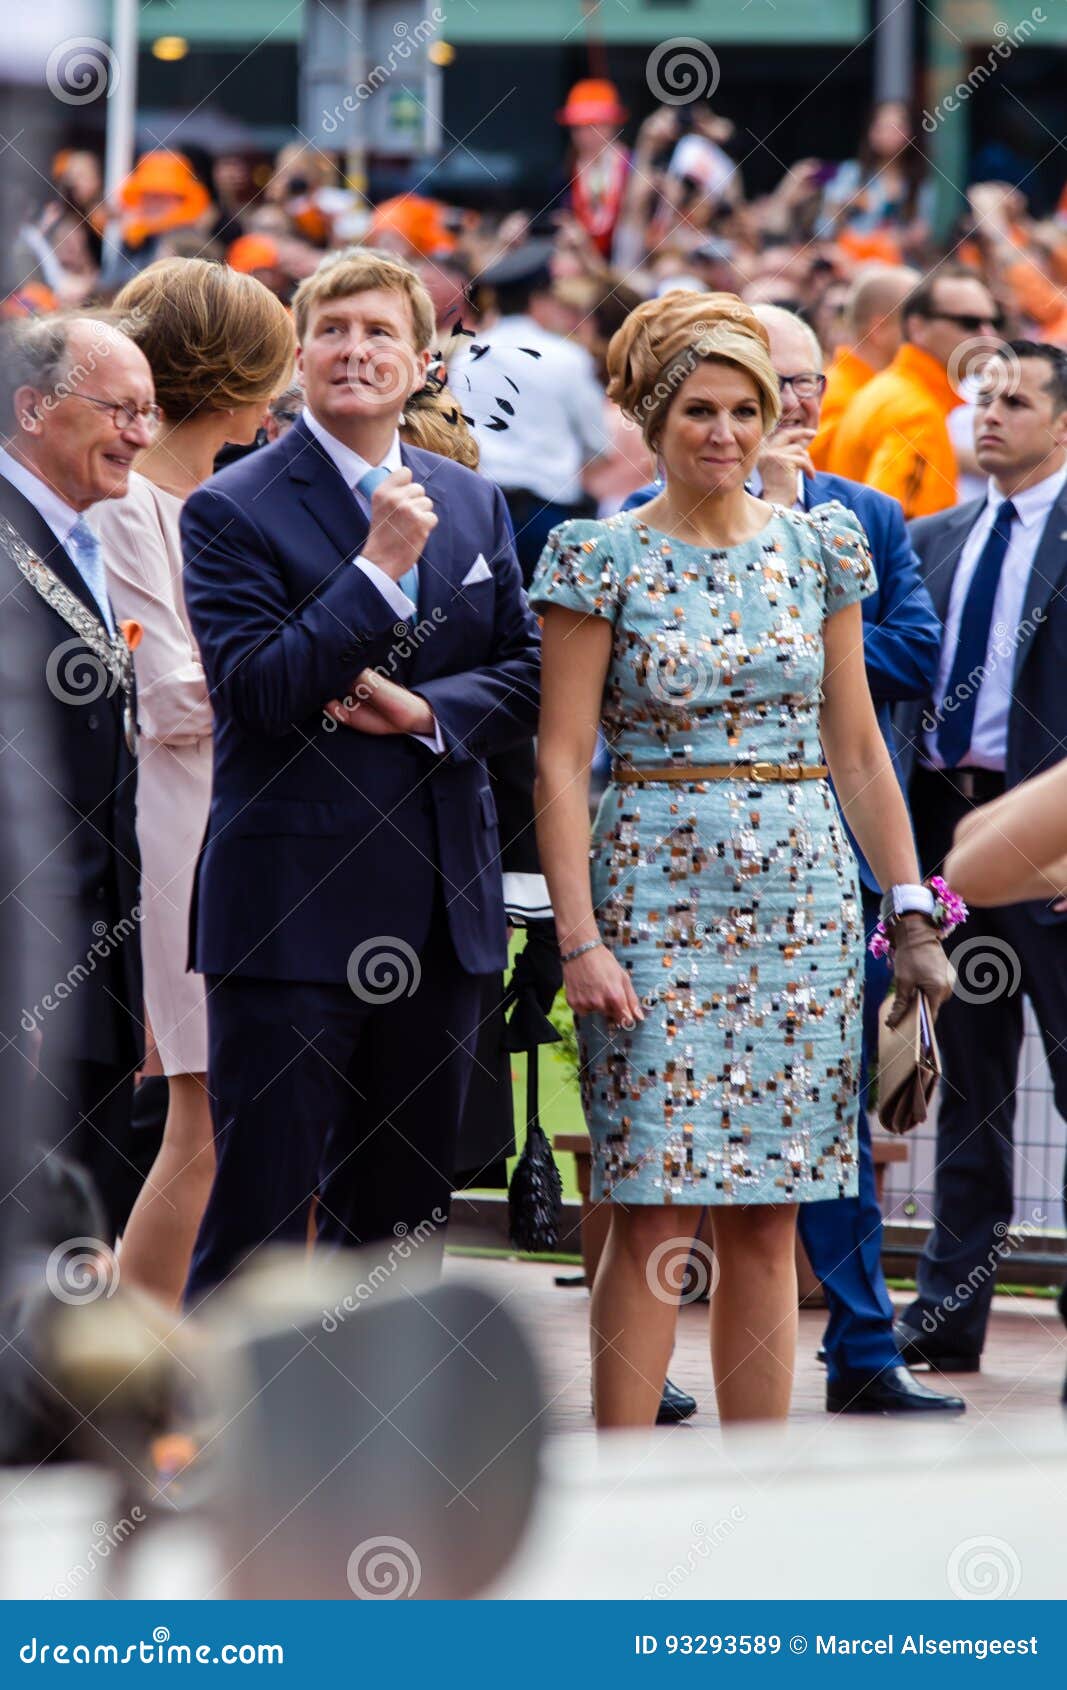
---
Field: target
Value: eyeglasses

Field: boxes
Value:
[66,392,163,434]
[778,372,827,399]
[926,311,1005,334]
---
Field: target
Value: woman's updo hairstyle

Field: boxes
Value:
[606,290,781,450]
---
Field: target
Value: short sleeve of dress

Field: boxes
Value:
[528,518,624,624]
[807,499,878,614]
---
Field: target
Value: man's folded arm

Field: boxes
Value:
[413,489,541,764]
[181,487,402,736]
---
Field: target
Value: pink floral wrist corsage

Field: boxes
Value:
[869,875,968,962]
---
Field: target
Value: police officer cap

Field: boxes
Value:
[479,238,555,292]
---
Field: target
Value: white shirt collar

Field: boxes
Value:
[987,461,1067,528]
[0,444,86,549]
[748,464,805,507]
[301,407,403,491]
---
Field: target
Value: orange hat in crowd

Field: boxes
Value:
[120,151,212,248]
[368,195,457,258]
[227,234,281,274]
[556,79,628,127]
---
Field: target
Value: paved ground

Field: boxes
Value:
[446,1254,1067,1437]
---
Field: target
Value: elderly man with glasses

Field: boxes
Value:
[0,311,158,1240]
[829,267,1003,518]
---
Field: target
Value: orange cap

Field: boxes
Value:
[556,79,628,127]
[227,233,281,273]
[368,194,457,258]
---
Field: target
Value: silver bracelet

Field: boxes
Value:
[560,938,603,965]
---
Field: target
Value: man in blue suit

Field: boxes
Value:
[625,303,962,1413]
[181,251,540,1300]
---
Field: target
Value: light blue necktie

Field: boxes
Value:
[67,516,115,634]
[356,465,419,607]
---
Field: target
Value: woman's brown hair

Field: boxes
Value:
[113,257,295,422]
[606,290,780,449]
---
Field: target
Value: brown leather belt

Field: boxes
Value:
[612,761,828,785]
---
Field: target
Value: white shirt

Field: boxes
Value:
[924,461,1067,770]
[301,407,442,753]
[749,465,804,509]
[451,315,609,504]
[0,445,114,630]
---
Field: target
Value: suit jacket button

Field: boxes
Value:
[87,712,99,730]
[96,886,107,901]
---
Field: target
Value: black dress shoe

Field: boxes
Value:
[815,1345,827,1365]
[893,1319,982,1373]
[657,1376,697,1424]
[827,1364,966,1415]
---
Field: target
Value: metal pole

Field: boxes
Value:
[873,0,915,104]
[102,0,138,263]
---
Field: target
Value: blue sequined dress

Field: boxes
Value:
[529,502,877,1206]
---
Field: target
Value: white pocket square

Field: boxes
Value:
[461,553,493,586]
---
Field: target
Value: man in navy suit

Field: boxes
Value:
[626,303,962,1413]
[895,340,1067,1373]
[181,251,540,1299]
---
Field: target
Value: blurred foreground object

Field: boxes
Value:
[195,1250,544,1598]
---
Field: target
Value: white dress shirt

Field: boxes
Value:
[924,461,1067,770]
[749,465,805,509]
[450,315,609,504]
[301,407,442,753]
[0,445,114,631]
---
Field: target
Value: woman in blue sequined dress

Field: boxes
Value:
[530,293,951,1430]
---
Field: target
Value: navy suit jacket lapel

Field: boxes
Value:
[925,499,982,625]
[1014,484,1067,684]
[286,417,369,565]
[0,475,108,628]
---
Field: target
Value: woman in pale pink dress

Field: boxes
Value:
[98,257,294,1302]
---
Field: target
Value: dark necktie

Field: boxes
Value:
[936,497,1016,768]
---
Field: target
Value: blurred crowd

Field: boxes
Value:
[11,85,1067,527]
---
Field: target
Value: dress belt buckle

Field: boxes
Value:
[750,762,792,781]
[956,770,977,800]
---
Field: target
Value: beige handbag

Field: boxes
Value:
[877,990,942,1135]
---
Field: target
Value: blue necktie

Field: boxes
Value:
[356,465,418,607]
[936,497,1017,768]
[67,516,115,634]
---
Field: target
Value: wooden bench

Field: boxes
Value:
[555,1130,910,1299]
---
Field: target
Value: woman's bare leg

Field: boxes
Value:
[708,1203,799,1424]
[590,1203,705,1429]
[120,1072,215,1306]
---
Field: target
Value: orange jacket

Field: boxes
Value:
[811,345,874,471]
[1003,256,1067,345]
[827,342,959,519]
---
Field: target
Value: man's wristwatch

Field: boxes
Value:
[880,883,936,925]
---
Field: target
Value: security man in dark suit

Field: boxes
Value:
[896,340,1067,1371]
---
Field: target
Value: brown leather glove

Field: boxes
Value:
[885,912,953,1028]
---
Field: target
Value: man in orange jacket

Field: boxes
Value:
[812,264,918,469]
[828,268,1001,517]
